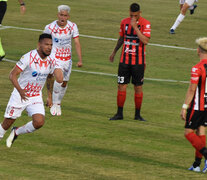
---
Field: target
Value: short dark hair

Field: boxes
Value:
[39,33,52,42]
[130,3,140,12]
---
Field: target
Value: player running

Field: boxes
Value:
[0,33,61,148]
[109,3,151,121]
[170,0,198,34]
[181,37,207,173]
[44,5,83,116]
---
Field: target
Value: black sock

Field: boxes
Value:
[135,108,140,117]
[193,157,202,167]
[0,1,7,24]
[117,107,123,116]
[200,147,207,159]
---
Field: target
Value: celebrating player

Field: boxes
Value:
[44,5,83,116]
[109,3,151,121]
[170,0,198,34]
[0,33,60,148]
[181,37,207,173]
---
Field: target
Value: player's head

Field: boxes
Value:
[129,3,141,21]
[57,5,70,28]
[38,33,52,58]
[196,37,207,55]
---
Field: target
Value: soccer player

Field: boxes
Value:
[181,37,207,173]
[44,5,83,116]
[109,3,151,121]
[170,0,198,34]
[0,0,26,60]
[0,33,61,148]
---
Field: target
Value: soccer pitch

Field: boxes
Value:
[0,0,207,179]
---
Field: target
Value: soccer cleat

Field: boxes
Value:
[6,127,18,148]
[190,5,197,15]
[202,160,207,173]
[169,29,175,34]
[109,114,123,120]
[56,104,62,116]
[134,115,147,121]
[50,104,57,116]
[188,165,201,172]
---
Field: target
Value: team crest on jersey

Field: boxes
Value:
[32,71,38,77]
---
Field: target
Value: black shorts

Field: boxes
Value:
[117,63,144,86]
[185,109,207,129]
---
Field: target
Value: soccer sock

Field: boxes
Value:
[117,90,126,115]
[134,92,143,116]
[15,121,36,136]
[193,157,202,167]
[59,85,68,103]
[171,13,185,30]
[52,80,62,104]
[0,124,6,139]
[195,135,206,159]
[185,132,205,152]
[0,38,5,57]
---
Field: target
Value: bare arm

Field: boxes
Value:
[46,74,54,107]
[18,0,26,14]
[9,66,28,101]
[180,83,197,120]
[74,37,83,67]
[131,18,150,45]
[109,36,124,62]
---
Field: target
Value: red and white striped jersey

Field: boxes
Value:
[119,16,151,65]
[190,59,207,111]
[44,20,79,61]
[15,49,56,97]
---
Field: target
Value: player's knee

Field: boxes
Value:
[33,118,45,129]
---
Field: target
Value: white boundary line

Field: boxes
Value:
[2,58,189,84]
[1,25,196,51]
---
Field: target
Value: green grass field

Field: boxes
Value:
[1,0,207,179]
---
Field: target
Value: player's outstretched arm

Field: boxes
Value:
[74,37,83,67]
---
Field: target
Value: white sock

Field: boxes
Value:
[0,124,6,139]
[15,121,36,135]
[188,5,194,10]
[52,80,62,104]
[59,85,68,103]
[171,13,185,30]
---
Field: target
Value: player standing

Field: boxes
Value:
[0,34,60,148]
[181,37,207,173]
[109,3,151,121]
[44,5,83,116]
[170,0,198,34]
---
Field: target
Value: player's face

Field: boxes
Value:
[130,11,141,21]
[39,38,52,57]
[57,10,69,27]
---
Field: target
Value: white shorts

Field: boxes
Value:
[4,92,45,119]
[179,0,197,6]
[55,60,72,82]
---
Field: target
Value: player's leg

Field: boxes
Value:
[0,118,16,140]
[0,1,7,25]
[109,63,129,120]
[170,2,190,34]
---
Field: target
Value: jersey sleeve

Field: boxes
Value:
[43,24,51,34]
[72,23,79,39]
[119,20,124,37]
[190,66,201,84]
[16,54,29,71]
[142,20,151,38]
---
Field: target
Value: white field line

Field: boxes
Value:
[1,25,196,51]
[2,58,189,84]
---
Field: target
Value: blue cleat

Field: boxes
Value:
[202,160,207,173]
[188,165,201,172]
[169,29,175,34]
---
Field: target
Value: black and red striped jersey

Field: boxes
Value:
[190,59,207,111]
[119,17,151,65]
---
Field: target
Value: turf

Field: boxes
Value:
[0,0,207,179]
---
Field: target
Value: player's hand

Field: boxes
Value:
[130,18,138,30]
[20,5,26,15]
[19,89,28,102]
[109,52,115,62]
[46,97,52,108]
[76,61,83,67]
[180,108,187,120]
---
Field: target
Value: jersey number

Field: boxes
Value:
[118,76,124,83]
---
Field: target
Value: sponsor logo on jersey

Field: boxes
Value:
[32,71,38,77]
[54,38,59,43]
